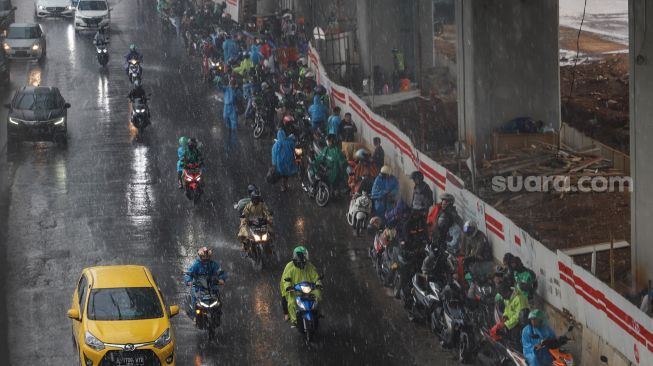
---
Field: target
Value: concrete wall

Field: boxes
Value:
[630,0,653,290]
[456,0,561,161]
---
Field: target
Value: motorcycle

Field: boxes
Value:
[185,272,224,340]
[283,278,322,343]
[182,162,203,204]
[250,95,268,139]
[95,43,109,67]
[407,245,449,323]
[208,56,225,84]
[244,217,275,270]
[302,161,330,207]
[541,326,575,366]
[130,97,150,135]
[392,244,423,305]
[347,190,372,236]
[370,226,398,286]
[476,307,532,366]
[127,58,142,84]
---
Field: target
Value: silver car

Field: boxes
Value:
[2,23,46,61]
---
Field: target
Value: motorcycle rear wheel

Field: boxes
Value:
[253,119,264,139]
[315,182,330,207]
[458,331,473,364]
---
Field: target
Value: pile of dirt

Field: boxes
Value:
[560,54,630,154]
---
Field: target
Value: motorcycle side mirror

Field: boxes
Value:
[284,277,291,282]
[64,103,71,109]
[599,356,608,364]
[169,305,180,317]
[233,203,239,209]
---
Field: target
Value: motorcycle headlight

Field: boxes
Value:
[300,285,312,294]
[253,234,261,242]
[102,49,108,53]
[294,148,303,156]
[209,300,220,307]
[153,328,171,349]
[184,175,193,182]
[130,59,137,64]
[262,233,268,241]
[84,331,105,351]
[295,297,307,311]
[8,117,20,125]
[135,108,145,113]
[53,117,65,125]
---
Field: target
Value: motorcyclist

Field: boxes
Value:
[127,79,147,103]
[348,149,379,194]
[492,284,529,341]
[261,81,277,124]
[181,138,204,169]
[280,246,322,327]
[310,134,348,191]
[93,26,109,46]
[461,220,493,280]
[521,309,556,366]
[511,256,538,298]
[308,94,327,131]
[434,193,460,248]
[238,190,273,251]
[176,136,189,188]
[184,247,227,308]
[222,34,239,64]
[409,171,433,214]
[124,44,143,75]
[234,51,254,76]
[371,165,399,217]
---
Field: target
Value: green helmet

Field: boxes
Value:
[528,309,545,320]
[464,272,473,283]
[292,246,308,268]
[129,44,137,51]
[179,136,189,147]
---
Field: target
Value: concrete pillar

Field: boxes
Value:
[630,0,653,289]
[456,0,560,160]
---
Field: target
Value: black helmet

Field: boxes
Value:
[188,138,198,149]
[247,184,258,196]
[410,171,424,181]
[250,189,262,203]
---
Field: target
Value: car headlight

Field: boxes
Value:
[38,5,45,9]
[253,234,261,242]
[32,44,39,50]
[84,331,105,351]
[8,117,20,125]
[67,5,74,10]
[53,117,65,125]
[153,328,171,349]
[300,285,312,294]
[3,43,9,50]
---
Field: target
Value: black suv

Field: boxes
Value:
[5,86,70,144]
[0,45,8,84]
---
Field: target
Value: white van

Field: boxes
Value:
[74,0,110,33]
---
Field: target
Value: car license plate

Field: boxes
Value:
[15,51,28,57]
[115,356,145,366]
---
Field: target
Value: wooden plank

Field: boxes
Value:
[569,157,605,173]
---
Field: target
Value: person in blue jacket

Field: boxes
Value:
[222,34,239,64]
[184,247,227,308]
[177,136,189,189]
[272,128,298,192]
[371,165,399,216]
[217,78,241,130]
[250,38,263,65]
[327,106,342,137]
[308,95,327,131]
[522,309,556,366]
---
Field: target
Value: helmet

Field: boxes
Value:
[283,115,295,125]
[314,84,326,94]
[326,134,336,143]
[528,309,545,320]
[247,184,258,196]
[261,82,269,90]
[440,193,455,203]
[263,59,270,68]
[410,171,424,181]
[297,57,307,66]
[250,190,262,203]
[380,165,392,175]
[354,148,370,161]
[464,272,473,283]
[178,136,189,147]
[292,246,308,269]
[304,71,315,79]
[129,44,137,51]
[188,138,198,149]
[198,246,212,261]
[463,220,477,235]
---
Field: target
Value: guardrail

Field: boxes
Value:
[308,43,651,365]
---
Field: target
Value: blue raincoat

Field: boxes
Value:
[184,259,227,307]
[521,324,556,366]
[218,84,241,130]
[272,129,298,177]
[250,44,262,65]
[222,38,239,63]
[371,174,399,216]
[327,114,341,136]
[176,146,187,173]
[308,96,327,130]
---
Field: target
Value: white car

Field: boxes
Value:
[34,0,74,18]
[74,0,110,33]
[2,23,46,61]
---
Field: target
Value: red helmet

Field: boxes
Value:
[283,115,295,125]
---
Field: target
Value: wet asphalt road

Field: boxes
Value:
[0,1,463,365]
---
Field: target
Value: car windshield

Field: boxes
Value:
[78,1,107,11]
[87,287,163,321]
[14,92,59,110]
[7,26,38,39]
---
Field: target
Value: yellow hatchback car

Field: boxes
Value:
[67,265,179,366]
